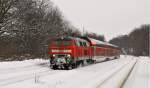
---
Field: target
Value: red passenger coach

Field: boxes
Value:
[81,37,121,61]
[48,36,121,69]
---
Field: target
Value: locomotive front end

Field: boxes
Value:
[49,37,75,69]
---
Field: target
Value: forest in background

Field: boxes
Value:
[109,25,149,56]
[0,0,149,61]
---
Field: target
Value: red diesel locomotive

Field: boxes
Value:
[48,36,121,69]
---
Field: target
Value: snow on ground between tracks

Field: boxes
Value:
[0,55,149,88]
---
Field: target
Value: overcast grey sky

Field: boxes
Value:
[51,0,149,41]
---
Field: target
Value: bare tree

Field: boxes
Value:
[0,0,18,34]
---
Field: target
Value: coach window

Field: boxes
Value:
[86,42,89,47]
[84,42,88,47]
[79,41,82,46]
[84,42,87,47]
[82,42,85,46]
[75,41,80,46]
[82,42,84,46]
[83,42,86,47]
[83,42,85,47]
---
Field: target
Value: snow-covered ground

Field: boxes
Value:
[0,55,149,88]
[123,56,150,88]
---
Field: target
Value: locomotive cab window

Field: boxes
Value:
[82,42,86,47]
[75,41,80,46]
[53,40,73,46]
[83,42,89,47]
[79,41,83,46]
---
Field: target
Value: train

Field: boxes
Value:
[48,36,121,70]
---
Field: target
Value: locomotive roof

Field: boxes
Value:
[55,36,88,42]
[88,38,106,45]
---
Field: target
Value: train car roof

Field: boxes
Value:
[80,37,106,46]
[80,36,120,48]
[105,42,119,48]
[88,38,106,46]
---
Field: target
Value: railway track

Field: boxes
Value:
[95,58,138,88]
[122,58,149,88]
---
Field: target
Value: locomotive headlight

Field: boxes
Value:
[67,54,71,58]
[52,54,56,57]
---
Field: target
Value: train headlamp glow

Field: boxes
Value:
[67,54,71,58]
[52,54,55,57]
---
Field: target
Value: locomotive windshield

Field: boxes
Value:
[53,40,72,46]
